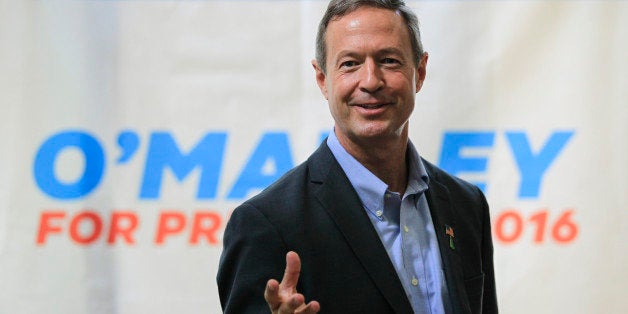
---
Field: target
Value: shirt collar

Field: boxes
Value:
[326,129,429,216]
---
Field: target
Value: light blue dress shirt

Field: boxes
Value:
[327,131,451,314]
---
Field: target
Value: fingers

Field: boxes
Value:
[277,294,320,314]
[266,288,305,313]
[295,300,320,314]
[281,251,301,291]
[265,251,320,313]
[264,279,281,310]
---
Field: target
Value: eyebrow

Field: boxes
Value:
[334,47,406,60]
[377,47,406,57]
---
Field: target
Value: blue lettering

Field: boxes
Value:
[506,131,574,198]
[117,130,140,164]
[140,132,227,199]
[33,130,105,199]
[227,132,294,199]
[319,130,330,144]
[438,132,495,192]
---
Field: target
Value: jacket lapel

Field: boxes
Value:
[308,143,413,313]
[424,162,470,314]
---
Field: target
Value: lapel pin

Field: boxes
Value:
[445,225,455,250]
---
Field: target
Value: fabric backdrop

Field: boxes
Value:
[1,0,626,313]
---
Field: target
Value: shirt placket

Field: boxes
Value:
[400,193,431,313]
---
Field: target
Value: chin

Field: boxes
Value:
[352,124,399,140]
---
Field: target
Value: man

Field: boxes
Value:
[217,0,497,313]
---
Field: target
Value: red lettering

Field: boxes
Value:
[69,211,103,245]
[155,211,186,244]
[494,208,579,245]
[107,211,138,244]
[552,209,578,243]
[36,211,66,244]
[189,212,221,244]
[36,209,229,246]
[529,210,548,244]
[494,210,523,244]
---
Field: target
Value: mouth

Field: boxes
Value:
[352,102,392,110]
[355,103,388,109]
[350,102,392,117]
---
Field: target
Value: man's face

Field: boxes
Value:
[314,7,427,145]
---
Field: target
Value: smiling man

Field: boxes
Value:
[217,1,497,313]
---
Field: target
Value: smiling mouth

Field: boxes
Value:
[354,103,389,109]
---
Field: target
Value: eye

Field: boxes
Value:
[381,58,400,65]
[340,60,358,69]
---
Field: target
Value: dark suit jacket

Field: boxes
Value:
[217,142,497,313]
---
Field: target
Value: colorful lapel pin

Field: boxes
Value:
[445,225,455,250]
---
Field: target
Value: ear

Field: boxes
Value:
[312,59,329,100]
[415,52,428,93]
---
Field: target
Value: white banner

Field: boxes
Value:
[1,0,626,313]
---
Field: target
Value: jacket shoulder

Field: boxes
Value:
[422,159,481,194]
[243,160,310,209]
[241,142,333,212]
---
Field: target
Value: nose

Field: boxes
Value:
[359,59,384,93]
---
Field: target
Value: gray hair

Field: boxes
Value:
[315,0,424,73]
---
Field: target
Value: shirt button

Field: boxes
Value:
[403,225,409,233]
[375,210,383,217]
[412,277,418,286]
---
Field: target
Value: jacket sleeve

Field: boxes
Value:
[217,203,287,314]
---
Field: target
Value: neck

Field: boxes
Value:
[336,127,409,194]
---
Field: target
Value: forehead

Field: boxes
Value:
[325,7,410,51]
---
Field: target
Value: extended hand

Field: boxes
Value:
[264,251,320,314]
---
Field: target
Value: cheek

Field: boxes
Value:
[331,74,357,98]
[328,96,348,118]
[390,73,416,91]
